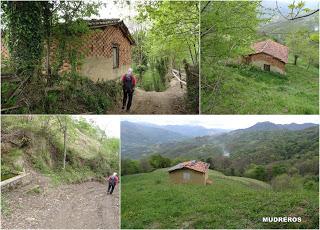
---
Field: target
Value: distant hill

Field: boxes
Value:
[121,121,229,159]
[158,124,228,137]
[122,121,319,164]
[238,121,317,132]
[121,121,188,159]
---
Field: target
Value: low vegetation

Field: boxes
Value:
[201,62,319,114]
[201,1,319,114]
[1,116,119,184]
[1,71,122,114]
[122,169,318,229]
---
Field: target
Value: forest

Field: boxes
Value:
[201,0,319,114]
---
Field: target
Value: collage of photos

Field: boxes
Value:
[0,0,319,230]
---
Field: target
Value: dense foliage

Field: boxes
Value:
[1,1,43,75]
[1,116,119,183]
[1,1,121,114]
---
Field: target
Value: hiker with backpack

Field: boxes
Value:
[121,68,136,112]
[107,172,119,195]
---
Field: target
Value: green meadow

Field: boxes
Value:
[121,169,319,229]
[201,61,319,114]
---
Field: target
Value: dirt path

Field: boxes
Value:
[1,176,119,229]
[108,75,186,114]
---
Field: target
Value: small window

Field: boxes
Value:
[183,172,190,181]
[112,44,119,69]
[264,64,270,71]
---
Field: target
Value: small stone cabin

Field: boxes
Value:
[168,160,210,185]
[243,39,289,75]
[1,19,135,81]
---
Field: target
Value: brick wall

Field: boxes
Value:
[77,25,133,81]
[248,53,286,75]
[83,25,132,65]
[1,41,10,59]
[1,25,133,81]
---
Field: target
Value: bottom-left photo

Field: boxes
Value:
[1,115,120,229]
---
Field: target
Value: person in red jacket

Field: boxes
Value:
[107,172,119,195]
[121,68,136,112]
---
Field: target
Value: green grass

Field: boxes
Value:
[201,62,319,114]
[1,194,11,216]
[138,69,167,92]
[48,166,96,185]
[121,169,319,229]
[26,185,42,195]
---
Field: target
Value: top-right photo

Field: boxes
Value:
[201,0,319,114]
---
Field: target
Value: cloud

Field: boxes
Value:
[121,115,319,130]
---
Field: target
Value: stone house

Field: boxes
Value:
[168,160,210,185]
[243,39,289,75]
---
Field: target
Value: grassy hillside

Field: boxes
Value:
[121,169,319,229]
[1,116,119,184]
[201,62,319,114]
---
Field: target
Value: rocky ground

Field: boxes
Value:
[1,173,119,229]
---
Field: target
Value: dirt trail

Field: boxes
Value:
[108,75,186,114]
[1,173,119,229]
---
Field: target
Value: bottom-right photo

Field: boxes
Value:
[120,115,319,229]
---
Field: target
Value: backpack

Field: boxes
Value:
[124,74,133,91]
[109,176,116,186]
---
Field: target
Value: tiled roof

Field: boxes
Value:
[86,19,121,27]
[168,160,210,173]
[251,39,289,63]
[85,19,135,45]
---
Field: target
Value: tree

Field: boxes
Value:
[286,29,319,67]
[244,164,267,181]
[1,1,44,75]
[136,1,199,67]
[201,1,261,63]
[276,0,319,21]
[149,154,171,169]
[56,116,68,169]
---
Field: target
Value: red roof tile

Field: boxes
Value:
[168,160,210,173]
[251,39,289,63]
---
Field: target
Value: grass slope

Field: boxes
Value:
[201,62,319,114]
[1,116,119,184]
[121,169,318,229]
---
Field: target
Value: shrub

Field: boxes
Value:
[244,164,267,181]
[271,174,303,191]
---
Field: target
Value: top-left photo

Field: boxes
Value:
[1,0,199,114]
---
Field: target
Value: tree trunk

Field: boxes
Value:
[294,55,298,65]
[63,125,67,169]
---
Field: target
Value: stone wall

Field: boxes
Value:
[248,53,286,75]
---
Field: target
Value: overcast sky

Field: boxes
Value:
[122,115,319,130]
[73,115,120,138]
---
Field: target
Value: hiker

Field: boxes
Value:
[107,172,119,195]
[121,68,136,112]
